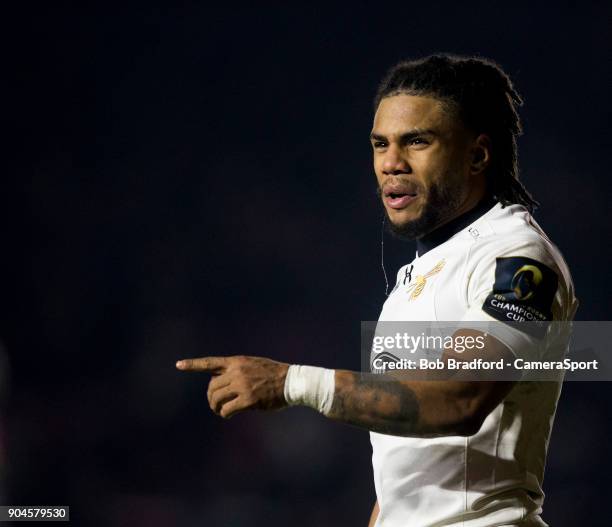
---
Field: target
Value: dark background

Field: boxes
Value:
[3,3,611,526]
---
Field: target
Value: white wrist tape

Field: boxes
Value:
[283,365,335,415]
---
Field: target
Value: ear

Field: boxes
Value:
[470,134,492,175]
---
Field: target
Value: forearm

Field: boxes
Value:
[326,370,481,437]
[328,370,419,435]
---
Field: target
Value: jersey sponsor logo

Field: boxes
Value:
[407,259,446,301]
[482,256,558,337]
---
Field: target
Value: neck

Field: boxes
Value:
[416,194,497,256]
[431,189,488,235]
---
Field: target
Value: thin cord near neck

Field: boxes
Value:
[381,214,389,297]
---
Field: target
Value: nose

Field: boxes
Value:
[382,144,411,175]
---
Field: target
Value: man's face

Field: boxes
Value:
[371,94,478,240]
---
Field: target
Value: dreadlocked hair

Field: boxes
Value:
[374,54,539,213]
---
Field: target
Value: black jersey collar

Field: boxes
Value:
[415,196,498,257]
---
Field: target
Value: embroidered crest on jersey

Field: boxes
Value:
[482,256,558,335]
[406,259,446,300]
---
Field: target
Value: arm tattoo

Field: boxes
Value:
[328,372,420,436]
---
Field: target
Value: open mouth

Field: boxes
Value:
[384,190,418,210]
[387,191,417,199]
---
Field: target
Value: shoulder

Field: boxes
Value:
[468,203,569,276]
[464,203,577,320]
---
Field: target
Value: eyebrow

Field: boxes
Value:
[369,128,437,142]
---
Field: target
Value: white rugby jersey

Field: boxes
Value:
[371,200,578,527]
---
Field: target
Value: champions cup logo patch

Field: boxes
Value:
[482,256,558,337]
[407,259,446,301]
[511,264,542,300]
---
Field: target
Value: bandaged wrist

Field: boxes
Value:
[283,365,336,415]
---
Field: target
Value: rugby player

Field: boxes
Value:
[177,54,577,526]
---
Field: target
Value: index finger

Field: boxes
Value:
[176,357,228,372]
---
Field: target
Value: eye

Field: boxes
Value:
[373,141,387,149]
[408,137,429,148]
